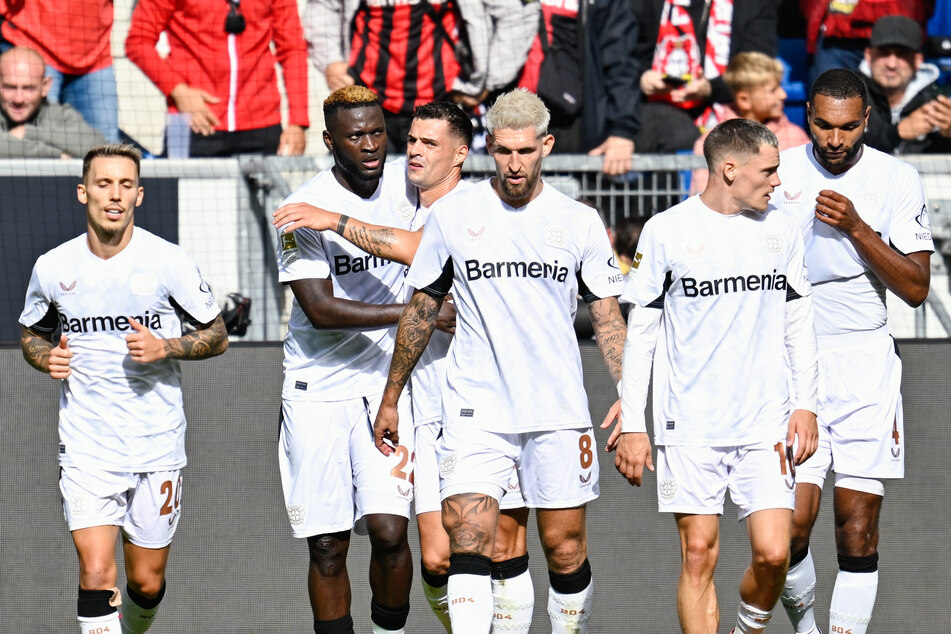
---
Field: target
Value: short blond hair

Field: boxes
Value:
[723,52,784,97]
[486,88,550,137]
[323,85,381,122]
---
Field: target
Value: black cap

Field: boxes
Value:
[869,15,922,52]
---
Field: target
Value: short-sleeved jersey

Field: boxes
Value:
[621,196,811,446]
[278,160,417,400]
[19,228,221,471]
[407,180,623,433]
[771,144,933,336]
[406,177,471,427]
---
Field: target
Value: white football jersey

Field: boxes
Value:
[621,196,811,446]
[407,177,472,427]
[19,228,221,471]
[278,160,417,400]
[771,144,933,336]
[407,180,623,433]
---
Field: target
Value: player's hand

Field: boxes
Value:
[589,136,634,176]
[613,432,654,487]
[277,124,306,156]
[373,399,400,456]
[815,189,868,237]
[272,202,340,233]
[787,408,818,465]
[48,334,72,379]
[639,70,669,96]
[126,318,167,363]
[600,399,622,450]
[325,62,355,91]
[169,83,220,136]
[435,296,456,334]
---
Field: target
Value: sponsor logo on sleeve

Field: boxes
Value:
[280,231,300,266]
[915,205,933,240]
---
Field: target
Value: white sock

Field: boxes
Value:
[119,584,163,634]
[371,624,403,634]
[547,579,593,634]
[79,612,121,634]
[422,576,452,633]
[781,551,821,634]
[491,568,534,632]
[448,573,493,633]
[734,599,773,633]
[830,570,878,634]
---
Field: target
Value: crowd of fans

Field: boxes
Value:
[0,0,949,168]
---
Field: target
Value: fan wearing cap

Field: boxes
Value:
[860,14,951,154]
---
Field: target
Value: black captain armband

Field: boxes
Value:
[420,259,454,298]
[28,304,61,337]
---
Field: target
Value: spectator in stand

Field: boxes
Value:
[0,46,105,158]
[631,0,780,153]
[801,0,934,86]
[304,0,538,154]
[126,0,309,157]
[860,14,951,154]
[0,0,119,142]
[690,52,810,194]
[613,215,646,278]
[516,0,640,175]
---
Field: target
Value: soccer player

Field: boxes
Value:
[19,143,228,634]
[273,101,534,632]
[372,88,627,634]
[612,118,819,634]
[276,86,456,634]
[774,69,934,634]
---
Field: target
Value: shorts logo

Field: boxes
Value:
[287,504,306,526]
[544,225,568,247]
[579,471,592,485]
[397,485,411,498]
[460,408,474,417]
[666,420,675,430]
[68,494,94,519]
[439,455,457,478]
[130,273,159,296]
[891,419,901,458]
[295,381,308,391]
[659,479,678,500]
[762,233,783,254]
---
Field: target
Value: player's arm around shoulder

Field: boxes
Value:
[21,327,72,379]
[126,314,229,363]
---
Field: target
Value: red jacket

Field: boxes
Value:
[126,0,309,132]
[800,0,933,53]
[1,0,112,75]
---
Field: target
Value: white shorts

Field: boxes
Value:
[797,331,904,487]
[436,426,599,509]
[656,439,796,520]
[59,466,184,548]
[414,422,524,514]
[278,394,414,538]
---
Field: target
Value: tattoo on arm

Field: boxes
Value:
[163,315,229,360]
[20,327,53,373]
[345,223,399,260]
[442,493,498,555]
[589,297,626,383]
[384,291,440,395]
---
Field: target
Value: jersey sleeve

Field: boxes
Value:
[165,247,222,325]
[277,227,332,283]
[578,208,624,301]
[406,209,453,296]
[19,257,55,331]
[619,217,669,308]
[784,211,812,300]
[888,165,934,256]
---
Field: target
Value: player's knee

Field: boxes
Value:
[78,560,118,588]
[420,546,450,576]
[681,535,719,575]
[127,575,165,600]
[751,543,790,576]
[307,531,349,576]
[540,535,586,574]
[366,516,409,558]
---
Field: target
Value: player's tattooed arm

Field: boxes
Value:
[342,219,423,267]
[384,289,442,396]
[163,314,229,360]
[21,326,71,377]
[589,296,626,383]
[443,493,499,557]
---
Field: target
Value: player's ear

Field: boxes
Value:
[722,158,737,184]
[541,133,555,157]
[322,129,334,152]
[76,183,87,204]
[453,144,469,168]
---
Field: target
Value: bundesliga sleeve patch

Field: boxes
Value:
[632,252,643,269]
[280,231,301,266]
